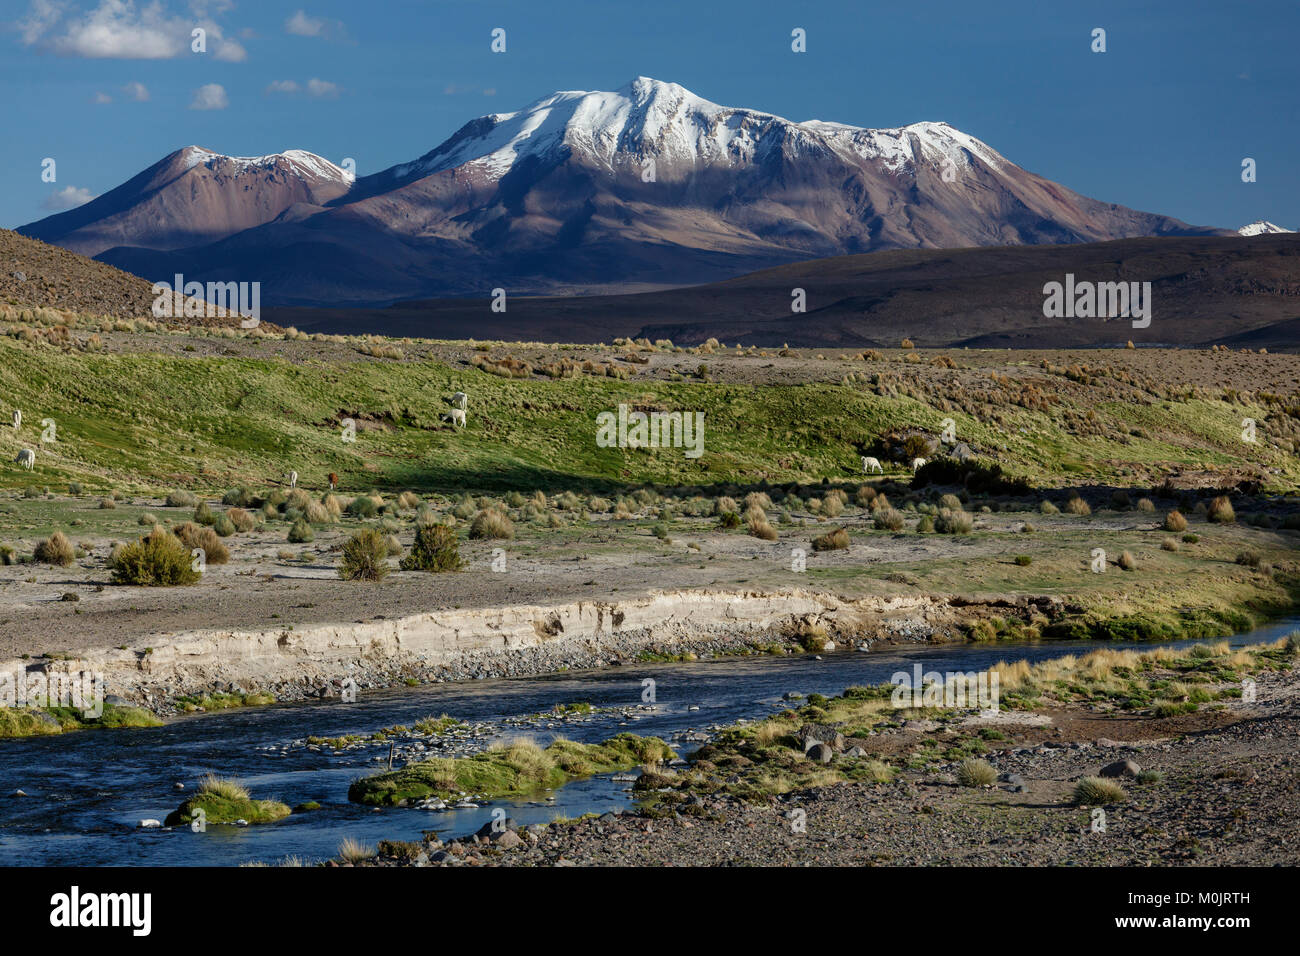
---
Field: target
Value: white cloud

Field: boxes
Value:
[188,82,228,110]
[213,36,245,61]
[18,0,245,61]
[91,90,112,103]
[43,185,97,210]
[284,9,322,36]
[285,9,346,40]
[305,77,339,98]
[122,80,149,100]
[265,79,299,94]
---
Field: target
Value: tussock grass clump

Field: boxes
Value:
[1136,497,1156,512]
[956,758,997,788]
[935,508,973,534]
[338,838,376,863]
[288,518,314,543]
[714,496,738,516]
[193,501,216,525]
[166,490,197,508]
[175,522,229,564]
[873,507,905,531]
[1073,776,1128,805]
[1207,496,1236,524]
[346,495,379,518]
[165,774,290,827]
[213,514,236,537]
[469,508,514,540]
[34,531,75,567]
[222,487,255,508]
[718,510,741,529]
[226,507,255,532]
[303,501,330,524]
[1163,510,1188,532]
[110,527,201,585]
[812,526,850,551]
[1039,500,1059,515]
[401,523,463,572]
[1063,495,1091,516]
[747,513,779,540]
[97,497,116,510]
[1118,550,1137,571]
[339,529,389,581]
[396,491,421,511]
[349,733,674,806]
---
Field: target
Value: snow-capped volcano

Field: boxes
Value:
[387,77,1007,184]
[23,146,351,257]
[1238,220,1294,236]
[21,77,1231,306]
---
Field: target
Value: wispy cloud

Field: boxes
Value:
[43,185,97,210]
[305,77,340,98]
[284,9,347,40]
[91,90,112,104]
[188,82,228,110]
[265,77,341,98]
[122,80,149,100]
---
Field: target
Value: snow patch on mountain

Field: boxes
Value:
[1238,220,1294,236]
[391,77,1008,184]
[181,146,347,181]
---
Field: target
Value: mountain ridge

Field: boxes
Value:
[21,76,1234,307]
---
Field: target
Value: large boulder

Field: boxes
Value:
[807,743,834,765]
[1099,759,1141,778]
[796,723,845,752]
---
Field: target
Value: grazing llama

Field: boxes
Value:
[861,456,883,474]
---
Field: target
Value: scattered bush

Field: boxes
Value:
[110,528,201,586]
[812,526,850,551]
[1014,554,1032,566]
[193,501,216,525]
[873,508,905,531]
[213,514,236,537]
[935,508,973,534]
[1063,495,1091,516]
[401,523,464,572]
[288,518,314,543]
[956,758,997,788]
[469,509,514,540]
[174,522,230,564]
[34,531,75,567]
[346,496,379,519]
[1163,510,1188,532]
[1073,776,1127,805]
[1207,496,1236,524]
[339,529,389,581]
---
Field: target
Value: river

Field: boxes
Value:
[2,619,1296,866]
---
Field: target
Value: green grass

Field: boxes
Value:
[164,774,291,826]
[3,337,1297,496]
[348,733,675,806]
[0,702,162,738]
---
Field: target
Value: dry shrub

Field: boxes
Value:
[174,521,230,564]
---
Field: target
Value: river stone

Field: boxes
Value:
[797,723,845,751]
[807,743,834,764]
[1100,759,1141,778]
[493,830,523,850]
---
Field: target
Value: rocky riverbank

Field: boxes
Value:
[6,588,1032,716]
[350,647,1300,867]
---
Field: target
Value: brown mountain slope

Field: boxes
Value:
[0,228,270,328]
[265,234,1300,349]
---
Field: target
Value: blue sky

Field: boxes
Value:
[2,0,1296,230]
